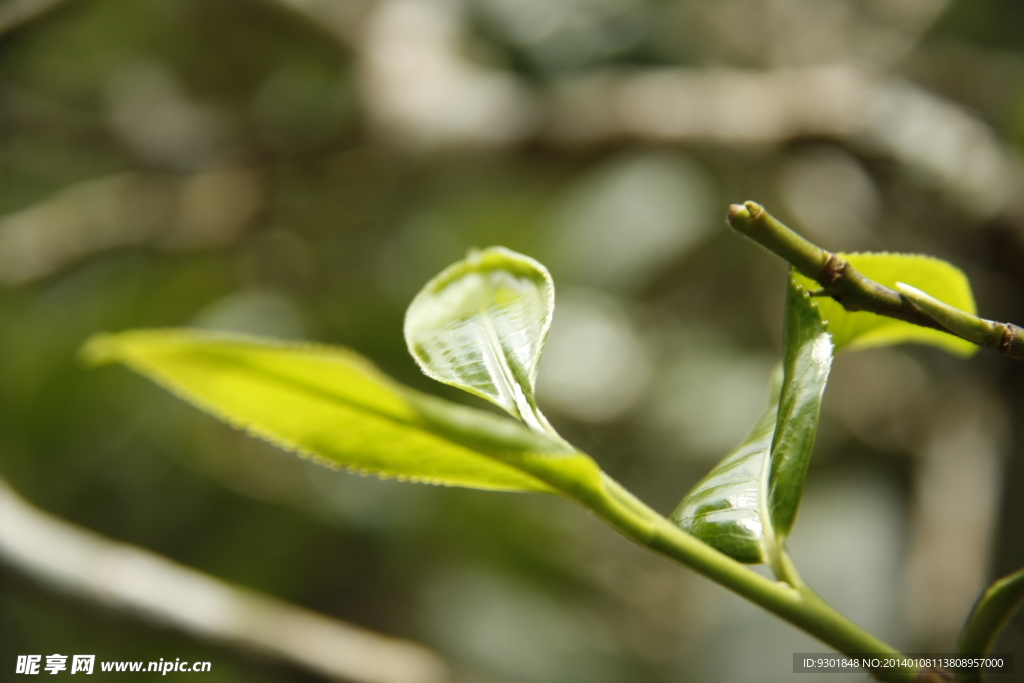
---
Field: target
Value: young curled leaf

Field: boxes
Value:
[82,330,603,495]
[404,247,560,438]
[672,274,833,568]
[671,385,780,564]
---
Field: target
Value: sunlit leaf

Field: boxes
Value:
[82,330,604,495]
[404,247,558,436]
[794,252,977,355]
[672,275,833,564]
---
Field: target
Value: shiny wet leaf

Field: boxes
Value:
[672,275,833,564]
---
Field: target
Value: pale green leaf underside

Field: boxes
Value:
[672,276,833,564]
[82,330,596,494]
[794,252,977,355]
[404,247,554,432]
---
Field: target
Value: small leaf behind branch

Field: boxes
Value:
[83,330,603,494]
[672,275,833,566]
[794,252,977,355]
[404,247,558,436]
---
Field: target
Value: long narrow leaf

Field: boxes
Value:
[83,330,602,494]
[767,275,834,541]
[672,275,833,564]
[404,247,557,435]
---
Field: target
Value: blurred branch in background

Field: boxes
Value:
[361,0,539,148]
[352,0,1023,222]
[544,68,1024,221]
[0,475,451,683]
[0,167,263,285]
[0,0,75,38]
[853,0,952,69]
[2,0,1019,224]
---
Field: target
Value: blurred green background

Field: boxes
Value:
[2,0,1024,681]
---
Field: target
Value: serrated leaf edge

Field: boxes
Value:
[84,329,556,492]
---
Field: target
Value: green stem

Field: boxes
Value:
[895,283,1003,350]
[727,201,1024,361]
[728,202,829,277]
[579,473,917,683]
[954,567,1024,682]
[776,549,809,591]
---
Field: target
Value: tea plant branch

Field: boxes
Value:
[87,328,920,681]
[89,253,936,683]
[727,201,1024,360]
[955,568,1024,673]
[398,249,907,672]
[573,473,918,683]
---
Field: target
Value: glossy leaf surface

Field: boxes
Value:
[794,252,977,355]
[83,330,603,494]
[672,276,833,564]
[404,247,555,434]
[672,391,779,563]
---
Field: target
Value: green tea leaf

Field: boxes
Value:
[794,252,977,355]
[767,277,834,541]
[404,247,558,436]
[672,275,833,565]
[671,391,778,564]
[82,330,604,494]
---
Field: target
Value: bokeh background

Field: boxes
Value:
[2,0,1024,681]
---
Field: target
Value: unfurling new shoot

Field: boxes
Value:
[84,210,1024,683]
